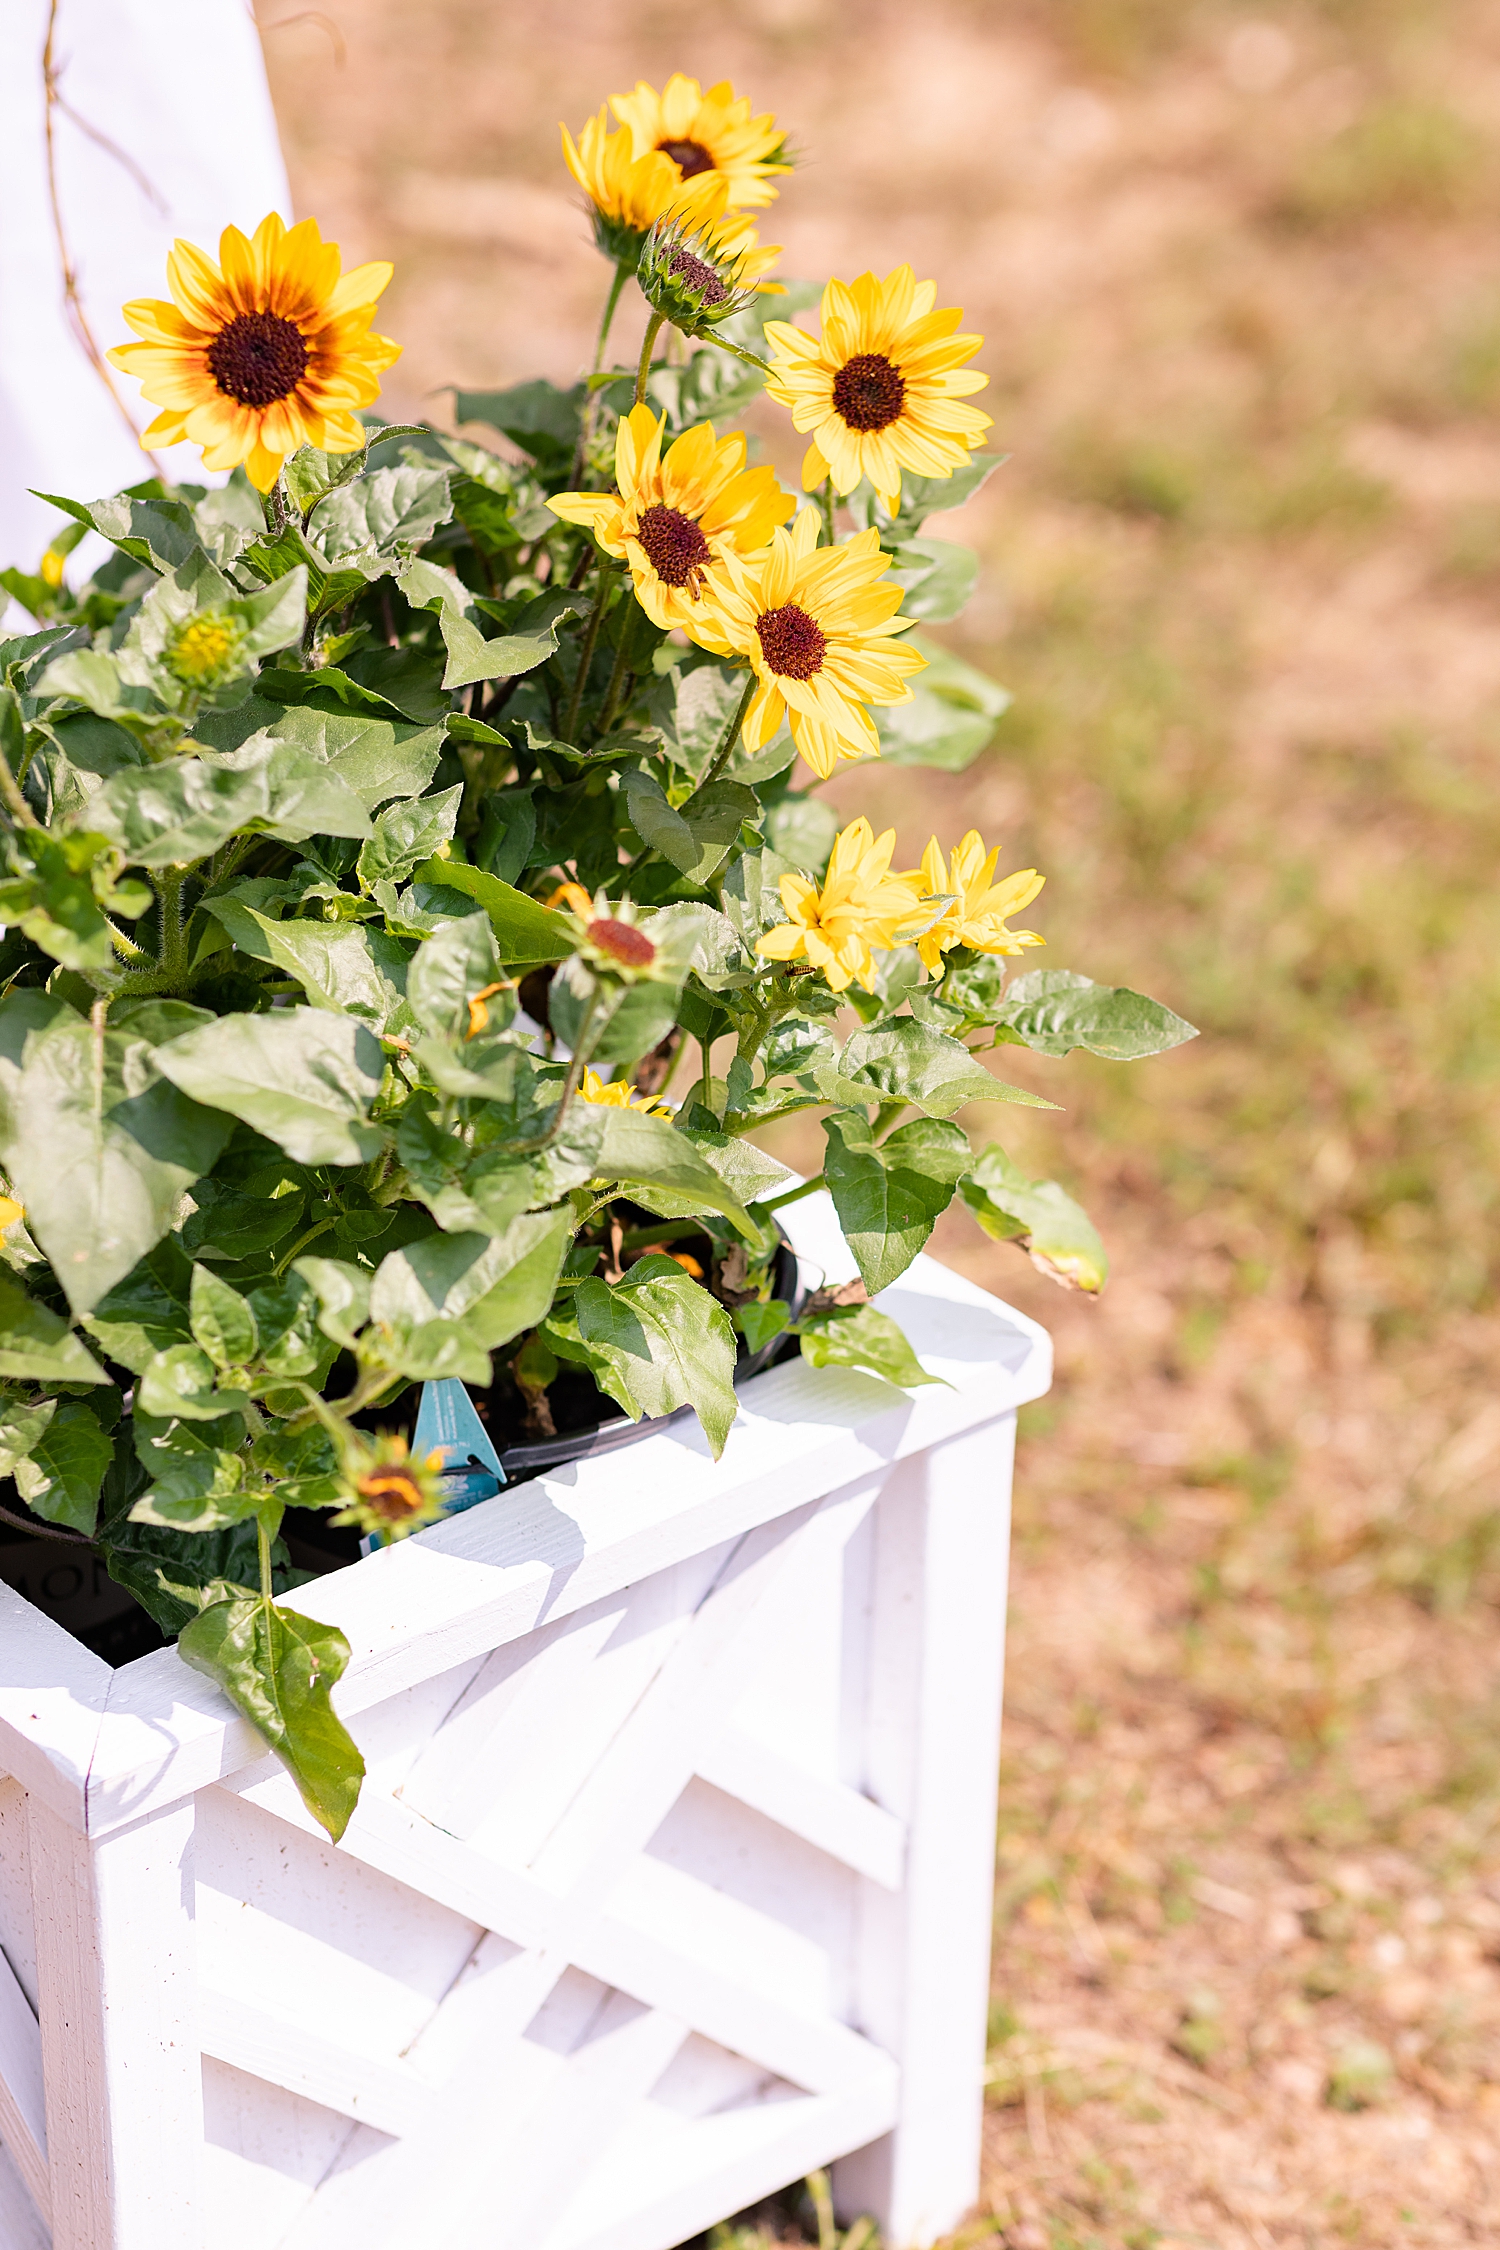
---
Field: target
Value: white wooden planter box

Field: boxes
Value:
[0,1196,1049,2250]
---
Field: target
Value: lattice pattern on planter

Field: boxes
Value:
[0,1202,1050,2250]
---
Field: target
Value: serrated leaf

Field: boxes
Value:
[137,1342,245,1422]
[178,1596,365,1842]
[368,1206,572,1365]
[195,704,445,811]
[202,897,412,1030]
[623,769,759,882]
[0,1270,106,1384]
[822,1110,971,1294]
[996,969,1198,1059]
[823,1019,1059,1116]
[190,1264,260,1369]
[14,1401,115,1533]
[876,635,1010,771]
[542,1256,738,1457]
[37,489,200,573]
[292,1257,372,1350]
[960,1145,1108,1293]
[406,910,500,1039]
[0,1396,57,1478]
[881,537,979,623]
[311,463,453,557]
[798,1303,944,1387]
[0,999,233,1316]
[410,858,573,966]
[357,784,462,888]
[590,1106,755,1235]
[152,1009,385,1167]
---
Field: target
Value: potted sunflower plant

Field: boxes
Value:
[0,73,1191,2250]
[0,70,1196,2250]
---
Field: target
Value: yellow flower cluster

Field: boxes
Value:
[756,818,1043,995]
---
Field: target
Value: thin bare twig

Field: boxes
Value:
[42,0,167,468]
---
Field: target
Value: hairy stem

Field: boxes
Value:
[697,669,758,791]
[562,563,615,740]
[634,311,666,406]
[760,1172,826,1215]
[820,475,836,547]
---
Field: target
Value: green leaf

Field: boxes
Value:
[14,1401,114,1535]
[83,1240,194,1371]
[735,1299,791,1353]
[0,1396,57,1479]
[202,898,412,1030]
[410,858,573,966]
[292,1256,372,1350]
[190,1264,260,1369]
[178,1596,365,1842]
[311,463,453,557]
[822,1110,971,1294]
[137,1342,246,1422]
[357,784,462,888]
[152,1009,385,1167]
[798,1303,944,1387]
[590,1107,755,1235]
[406,910,500,1039]
[764,794,838,873]
[622,770,759,883]
[0,999,233,1316]
[0,1270,106,1385]
[396,1106,538,1235]
[959,1145,1108,1293]
[881,537,979,623]
[846,451,1006,538]
[876,635,1010,771]
[681,1126,795,1206]
[995,969,1198,1059]
[37,489,200,574]
[549,956,680,1068]
[0,829,116,976]
[196,704,445,811]
[368,1206,572,1363]
[823,1019,1059,1116]
[451,379,584,464]
[543,1257,738,1457]
[88,737,370,865]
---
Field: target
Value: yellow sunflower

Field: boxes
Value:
[915,832,1045,975]
[611,76,790,211]
[690,509,926,779]
[756,817,927,994]
[561,107,728,260]
[108,213,400,493]
[577,1067,674,1117]
[764,265,991,511]
[549,405,794,631]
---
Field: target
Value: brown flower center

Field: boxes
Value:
[832,351,907,434]
[355,1466,426,1523]
[667,248,728,307]
[756,603,827,681]
[635,503,713,587]
[658,136,716,179]
[207,310,310,409]
[589,917,657,966]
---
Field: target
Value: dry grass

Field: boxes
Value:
[261,1,1500,2240]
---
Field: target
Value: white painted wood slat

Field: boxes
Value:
[0,1941,47,2224]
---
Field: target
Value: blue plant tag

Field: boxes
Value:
[413,1378,506,1512]
[360,1380,506,1556]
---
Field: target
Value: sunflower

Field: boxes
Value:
[331,1433,447,1540]
[755,817,927,994]
[561,107,728,263]
[637,207,784,336]
[577,1067,674,1117]
[108,213,399,493]
[763,266,991,511]
[611,76,790,211]
[690,509,926,779]
[549,405,793,631]
[915,832,1045,975]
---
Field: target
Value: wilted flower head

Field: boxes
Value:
[331,1432,447,1540]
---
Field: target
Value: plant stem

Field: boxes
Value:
[257,1514,274,1605]
[571,264,633,483]
[0,736,40,831]
[274,1216,336,1276]
[760,1172,825,1215]
[634,311,666,406]
[697,670,758,790]
[820,475,836,546]
[698,1036,714,1114]
[596,622,635,737]
[562,564,614,741]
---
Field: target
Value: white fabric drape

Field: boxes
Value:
[0,0,290,576]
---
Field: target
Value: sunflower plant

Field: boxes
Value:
[0,74,1194,1841]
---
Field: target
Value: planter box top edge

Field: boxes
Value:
[3,1200,1050,1834]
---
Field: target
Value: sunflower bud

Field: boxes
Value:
[331,1432,448,1541]
[164,607,251,691]
[637,217,760,338]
